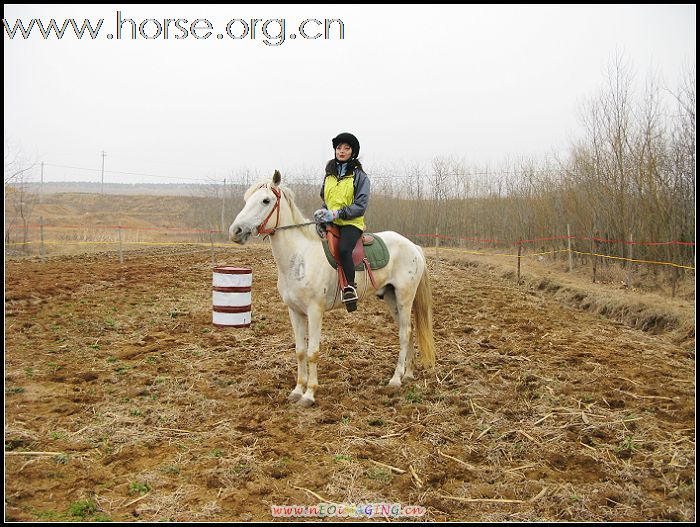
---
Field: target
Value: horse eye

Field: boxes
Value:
[263,198,271,205]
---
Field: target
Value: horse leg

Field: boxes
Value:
[385,287,413,388]
[287,308,308,403]
[297,308,323,408]
[403,332,417,382]
[385,286,418,381]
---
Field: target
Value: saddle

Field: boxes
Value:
[324,224,381,291]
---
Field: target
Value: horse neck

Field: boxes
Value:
[268,192,317,268]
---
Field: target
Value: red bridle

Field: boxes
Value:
[257,185,282,236]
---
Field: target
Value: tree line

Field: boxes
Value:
[7,58,695,280]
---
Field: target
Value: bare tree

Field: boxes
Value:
[4,138,38,248]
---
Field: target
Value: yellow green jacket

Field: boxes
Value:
[320,161,370,231]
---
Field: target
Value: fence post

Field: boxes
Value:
[221,178,226,241]
[435,227,439,269]
[517,241,522,283]
[567,224,573,272]
[22,221,29,254]
[626,233,633,288]
[40,216,45,262]
[591,232,598,283]
[671,266,678,298]
[118,226,123,264]
[210,231,216,266]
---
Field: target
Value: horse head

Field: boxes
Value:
[229,170,283,244]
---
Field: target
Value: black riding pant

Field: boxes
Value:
[338,224,363,286]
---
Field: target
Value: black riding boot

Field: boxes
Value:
[342,282,358,312]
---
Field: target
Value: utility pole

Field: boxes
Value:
[40,161,44,203]
[567,223,573,272]
[221,178,226,239]
[101,151,106,194]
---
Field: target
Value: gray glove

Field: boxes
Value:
[314,208,340,223]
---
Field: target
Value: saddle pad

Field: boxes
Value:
[322,232,390,271]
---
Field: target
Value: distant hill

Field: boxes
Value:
[24,181,220,197]
[6,181,328,235]
[18,192,231,231]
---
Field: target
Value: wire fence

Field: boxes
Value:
[6,222,695,275]
[414,233,695,269]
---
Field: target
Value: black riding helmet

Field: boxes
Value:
[332,132,360,159]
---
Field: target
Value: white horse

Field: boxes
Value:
[229,170,436,407]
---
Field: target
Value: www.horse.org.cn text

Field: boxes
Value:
[3,12,346,46]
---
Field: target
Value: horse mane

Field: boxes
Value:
[244,180,317,241]
[243,180,270,200]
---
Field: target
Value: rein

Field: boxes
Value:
[257,185,321,236]
[274,221,321,231]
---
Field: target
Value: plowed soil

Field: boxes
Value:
[4,244,695,521]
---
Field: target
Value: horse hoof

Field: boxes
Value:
[287,391,303,403]
[388,378,402,388]
[296,397,315,408]
[403,373,415,382]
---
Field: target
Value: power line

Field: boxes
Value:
[42,163,217,183]
[40,162,564,185]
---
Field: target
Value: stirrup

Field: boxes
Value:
[342,285,358,303]
[343,285,358,313]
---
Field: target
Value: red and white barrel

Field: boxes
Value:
[212,266,252,328]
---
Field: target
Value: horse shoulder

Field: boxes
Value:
[277,246,333,312]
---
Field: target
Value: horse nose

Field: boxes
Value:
[234,226,242,235]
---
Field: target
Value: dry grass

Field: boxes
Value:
[434,246,695,350]
[4,244,695,522]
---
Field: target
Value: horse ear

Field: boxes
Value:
[272,170,281,187]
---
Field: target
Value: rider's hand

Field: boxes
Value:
[314,209,339,223]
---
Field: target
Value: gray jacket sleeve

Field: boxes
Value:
[339,169,370,220]
[319,180,327,209]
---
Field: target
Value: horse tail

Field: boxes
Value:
[413,262,436,369]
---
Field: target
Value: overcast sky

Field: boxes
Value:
[3,4,696,185]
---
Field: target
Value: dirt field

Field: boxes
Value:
[4,244,695,521]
